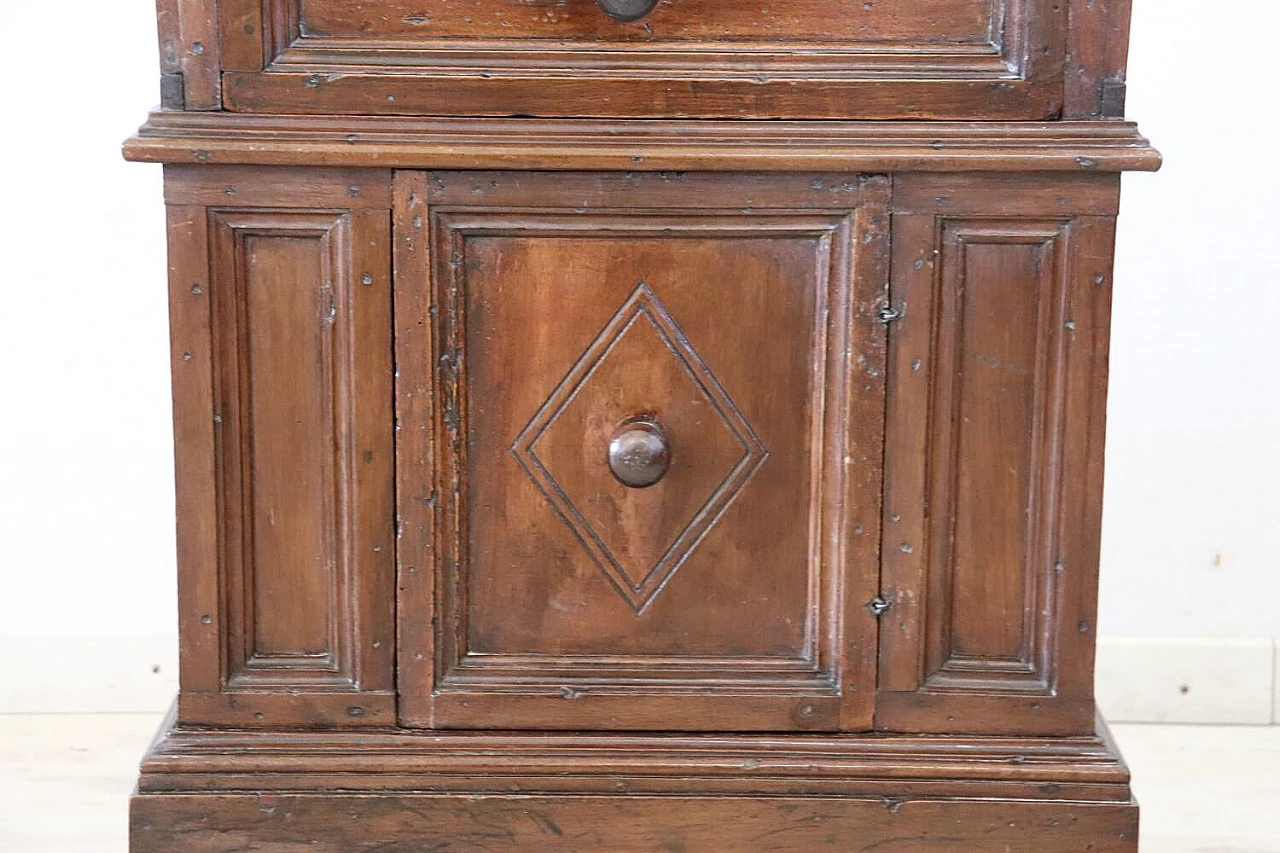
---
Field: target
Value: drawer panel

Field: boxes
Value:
[217,0,1066,119]
[395,172,889,731]
[301,0,993,45]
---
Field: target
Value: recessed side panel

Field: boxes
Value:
[878,174,1120,736]
[922,219,1069,693]
[165,167,396,727]
[215,211,348,683]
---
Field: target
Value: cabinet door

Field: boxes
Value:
[396,172,889,731]
[877,174,1121,736]
[165,166,397,727]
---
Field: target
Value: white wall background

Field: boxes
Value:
[0,1,1276,643]
[0,2,174,637]
[1102,0,1280,639]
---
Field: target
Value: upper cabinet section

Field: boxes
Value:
[156,0,1134,120]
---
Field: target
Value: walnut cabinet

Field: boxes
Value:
[126,0,1159,849]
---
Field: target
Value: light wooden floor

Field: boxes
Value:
[1,714,1277,852]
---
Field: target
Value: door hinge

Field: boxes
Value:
[1101,76,1128,119]
[876,304,905,325]
[159,72,185,110]
[865,595,893,617]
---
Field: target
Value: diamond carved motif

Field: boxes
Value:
[511,281,768,613]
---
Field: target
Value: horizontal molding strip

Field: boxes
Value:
[124,113,1162,172]
[137,710,1134,801]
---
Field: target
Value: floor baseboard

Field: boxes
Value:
[2,634,1276,724]
[1094,637,1277,725]
[0,635,178,714]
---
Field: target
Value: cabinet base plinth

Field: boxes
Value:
[132,792,1138,852]
[130,711,1138,852]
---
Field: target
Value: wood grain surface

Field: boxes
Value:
[132,792,1138,852]
[130,0,1157,843]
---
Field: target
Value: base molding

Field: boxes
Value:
[131,792,1139,852]
[132,710,1138,851]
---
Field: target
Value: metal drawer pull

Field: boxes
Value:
[608,418,670,488]
[595,0,660,22]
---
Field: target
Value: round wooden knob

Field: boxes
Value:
[595,0,660,22]
[608,419,670,488]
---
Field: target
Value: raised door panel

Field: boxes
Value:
[877,175,1120,736]
[165,166,396,727]
[396,172,888,731]
[217,0,1064,119]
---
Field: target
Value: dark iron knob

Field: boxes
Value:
[608,419,670,488]
[595,0,660,22]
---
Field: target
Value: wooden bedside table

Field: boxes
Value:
[125,0,1160,849]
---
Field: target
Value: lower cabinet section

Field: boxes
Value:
[145,162,1134,851]
[160,165,1120,738]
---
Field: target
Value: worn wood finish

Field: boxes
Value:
[154,0,221,109]
[164,167,396,728]
[392,170,438,739]
[146,0,1145,120]
[131,0,1155,845]
[876,173,1119,736]
[299,0,999,43]
[164,164,393,208]
[130,706,1138,848]
[205,0,1065,120]
[126,114,1161,172]
[154,0,182,106]
[394,172,884,732]
[132,793,1137,853]
[137,709,1135,798]
[223,75,1062,122]
[1065,0,1134,118]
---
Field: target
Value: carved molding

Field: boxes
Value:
[393,176,887,731]
[208,208,358,690]
[511,280,768,613]
[920,219,1072,696]
[428,212,852,694]
[127,114,1162,172]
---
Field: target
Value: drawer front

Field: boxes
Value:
[396,172,889,731]
[301,0,991,44]
[217,0,1065,119]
